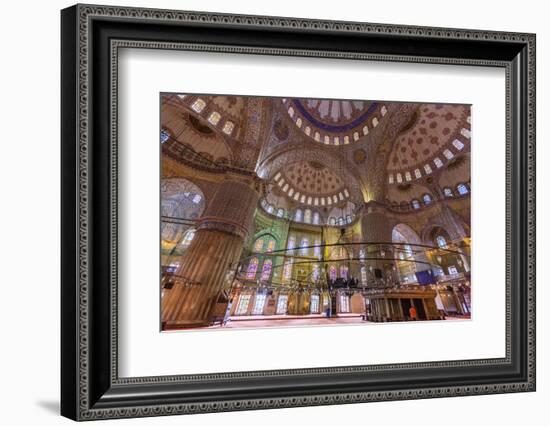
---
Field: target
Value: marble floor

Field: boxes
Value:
[202,313,469,329]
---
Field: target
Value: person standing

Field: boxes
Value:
[409,305,418,321]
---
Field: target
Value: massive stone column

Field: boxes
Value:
[162,174,260,329]
[360,202,398,284]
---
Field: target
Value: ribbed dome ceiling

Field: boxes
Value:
[281,97,387,146]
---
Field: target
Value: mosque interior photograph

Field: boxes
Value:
[160,94,472,331]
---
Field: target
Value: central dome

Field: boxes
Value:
[282,97,386,145]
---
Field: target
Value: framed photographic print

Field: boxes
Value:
[61,4,536,421]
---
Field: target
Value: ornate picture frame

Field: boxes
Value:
[61,4,535,420]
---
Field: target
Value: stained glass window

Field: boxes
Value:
[412,199,420,209]
[160,128,170,144]
[423,193,432,205]
[300,237,309,255]
[304,209,312,224]
[254,238,264,252]
[310,294,320,313]
[287,236,296,254]
[312,211,320,225]
[361,266,367,286]
[235,294,251,315]
[339,294,350,313]
[452,139,465,150]
[314,239,321,258]
[192,194,202,204]
[260,259,273,281]
[340,265,349,279]
[329,265,337,280]
[457,183,469,195]
[312,264,320,281]
[329,217,336,226]
[276,208,284,218]
[436,235,447,249]
[208,111,221,125]
[276,295,288,314]
[246,258,259,279]
[252,294,266,315]
[295,209,303,222]
[222,121,234,135]
[266,239,276,252]
[191,98,206,113]
[443,187,454,198]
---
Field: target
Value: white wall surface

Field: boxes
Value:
[0,0,547,424]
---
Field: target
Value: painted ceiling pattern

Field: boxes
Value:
[165,94,241,139]
[272,160,351,207]
[281,97,387,146]
[387,104,471,185]
[161,102,233,164]
[161,94,272,170]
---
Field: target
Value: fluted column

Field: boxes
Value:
[360,202,397,283]
[162,174,260,328]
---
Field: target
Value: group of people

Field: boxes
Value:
[327,277,360,289]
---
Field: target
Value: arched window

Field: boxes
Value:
[160,128,170,144]
[266,204,274,214]
[310,294,320,313]
[329,265,337,280]
[412,199,420,209]
[339,294,350,313]
[260,259,273,281]
[346,215,352,223]
[235,294,251,315]
[338,217,344,226]
[423,193,432,205]
[314,239,322,259]
[283,259,293,282]
[304,209,312,224]
[457,183,469,195]
[266,239,276,253]
[287,236,296,255]
[443,187,454,198]
[253,238,264,252]
[295,209,303,222]
[252,294,266,315]
[191,98,206,112]
[329,217,336,226]
[312,264,320,281]
[276,208,284,218]
[405,244,413,258]
[340,265,349,279]
[361,266,367,286]
[300,237,309,255]
[436,235,448,249]
[312,211,320,225]
[246,258,259,279]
